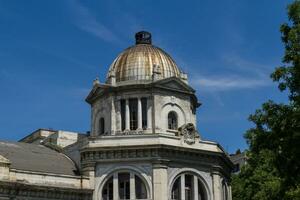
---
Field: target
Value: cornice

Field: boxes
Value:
[80,144,233,177]
[85,78,198,105]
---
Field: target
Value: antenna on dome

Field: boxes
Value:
[135,31,152,45]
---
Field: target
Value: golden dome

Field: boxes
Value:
[107,31,181,83]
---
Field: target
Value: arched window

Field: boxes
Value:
[102,171,148,200]
[99,117,105,135]
[171,173,207,200]
[168,111,178,130]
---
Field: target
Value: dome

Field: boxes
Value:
[107,31,181,83]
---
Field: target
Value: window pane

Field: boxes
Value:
[102,176,113,200]
[121,100,126,131]
[171,176,181,200]
[129,99,138,130]
[185,174,193,200]
[119,173,130,200]
[168,112,178,130]
[141,98,147,129]
[135,175,147,199]
[100,118,105,135]
[198,179,206,200]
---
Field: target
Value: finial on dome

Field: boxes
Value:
[135,31,152,45]
[93,77,100,86]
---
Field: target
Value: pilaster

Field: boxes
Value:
[211,170,222,200]
[153,162,168,200]
[125,99,130,131]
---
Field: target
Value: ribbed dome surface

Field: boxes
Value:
[107,44,181,83]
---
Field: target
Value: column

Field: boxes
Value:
[147,98,152,130]
[125,99,130,131]
[181,174,186,200]
[130,172,136,200]
[212,172,222,200]
[137,98,142,130]
[193,175,199,200]
[153,163,168,200]
[111,98,116,134]
[113,173,119,200]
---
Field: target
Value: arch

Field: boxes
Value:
[93,107,109,136]
[168,168,211,200]
[96,166,152,200]
[160,103,186,131]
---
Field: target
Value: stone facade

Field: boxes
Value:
[0,31,233,200]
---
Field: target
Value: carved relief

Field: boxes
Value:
[178,123,199,145]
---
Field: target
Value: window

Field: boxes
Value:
[135,175,147,199]
[185,174,193,200]
[99,117,105,135]
[168,111,178,130]
[102,176,113,200]
[141,98,148,129]
[120,98,148,132]
[121,100,126,131]
[119,173,130,199]
[171,175,181,200]
[102,172,148,200]
[171,173,207,200]
[129,99,138,130]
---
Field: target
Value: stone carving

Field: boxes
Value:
[178,123,199,145]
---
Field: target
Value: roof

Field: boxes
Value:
[106,32,181,83]
[230,151,247,163]
[0,140,79,176]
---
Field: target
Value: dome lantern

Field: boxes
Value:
[135,31,152,44]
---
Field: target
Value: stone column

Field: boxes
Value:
[111,98,116,135]
[212,172,222,200]
[125,99,130,131]
[137,97,142,130]
[153,163,168,200]
[147,98,152,130]
[113,173,119,200]
[193,175,199,200]
[130,172,136,200]
[181,174,186,200]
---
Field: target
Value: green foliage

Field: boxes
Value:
[232,1,300,199]
[271,1,300,103]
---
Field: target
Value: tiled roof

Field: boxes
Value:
[0,140,78,176]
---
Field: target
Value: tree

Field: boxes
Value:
[232,1,300,199]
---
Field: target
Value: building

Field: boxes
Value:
[0,31,233,200]
[230,150,247,174]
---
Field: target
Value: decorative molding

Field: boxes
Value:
[80,145,231,177]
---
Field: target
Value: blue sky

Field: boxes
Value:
[0,0,291,153]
